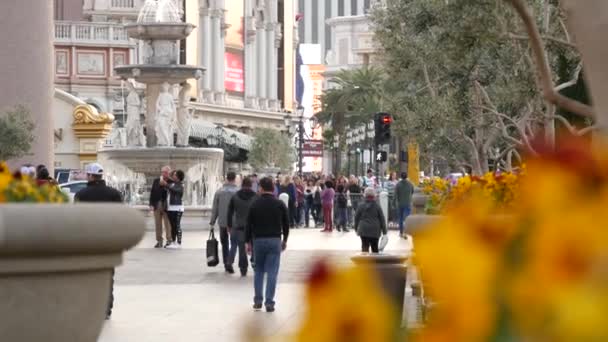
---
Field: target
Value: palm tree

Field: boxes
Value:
[317,67,389,173]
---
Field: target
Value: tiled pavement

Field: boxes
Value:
[99,225,414,342]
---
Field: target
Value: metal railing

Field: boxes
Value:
[111,0,136,8]
[54,21,131,45]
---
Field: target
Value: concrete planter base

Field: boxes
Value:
[351,254,408,321]
[0,204,145,342]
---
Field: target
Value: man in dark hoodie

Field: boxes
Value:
[227,177,258,276]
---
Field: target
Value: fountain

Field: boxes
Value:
[98,0,223,209]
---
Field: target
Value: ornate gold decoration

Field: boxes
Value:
[73,104,114,125]
[72,104,114,140]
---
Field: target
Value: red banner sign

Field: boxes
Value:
[303,139,323,151]
[225,52,244,93]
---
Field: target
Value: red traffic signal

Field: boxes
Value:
[381,115,393,124]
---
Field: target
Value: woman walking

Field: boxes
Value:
[312,181,324,227]
[354,187,387,253]
[320,180,335,232]
[165,170,185,248]
[303,179,315,228]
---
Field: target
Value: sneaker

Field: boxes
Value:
[265,305,275,313]
[153,242,163,248]
[240,270,247,277]
[164,242,172,248]
[165,242,178,249]
[343,229,350,233]
[225,265,235,274]
[253,303,263,311]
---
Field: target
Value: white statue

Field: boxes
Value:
[176,83,192,146]
[155,82,176,146]
[125,82,146,147]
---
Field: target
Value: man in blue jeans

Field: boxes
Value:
[245,177,290,312]
[394,172,414,237]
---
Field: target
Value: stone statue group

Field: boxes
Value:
[125,81,192,147]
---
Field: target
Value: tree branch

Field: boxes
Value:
[505,0,596,120]
[549,114,598,136]
[555,63,583,92]
[508,33,576,49]
[422,62,437,99]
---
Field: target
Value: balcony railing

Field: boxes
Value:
[111,0,136,8]
[54,21,131,46]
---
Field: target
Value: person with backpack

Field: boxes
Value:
[394,172,415,237]
[227,177,258,276]
[335,184,349,232]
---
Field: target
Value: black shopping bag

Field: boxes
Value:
[206,228,219,267]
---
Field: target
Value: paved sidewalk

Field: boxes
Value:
[99,230,413,342]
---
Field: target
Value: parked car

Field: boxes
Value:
[59,181,88,202]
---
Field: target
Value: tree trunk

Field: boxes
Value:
[561,0,608,145]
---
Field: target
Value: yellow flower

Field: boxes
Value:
[294,261,396,342]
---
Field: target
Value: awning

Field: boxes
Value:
[189,119,252,150]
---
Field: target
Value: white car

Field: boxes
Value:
[59,181,88,202]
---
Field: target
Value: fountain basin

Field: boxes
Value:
[125,23,195,40]
[98,147,224,207]
[115,64,204,84]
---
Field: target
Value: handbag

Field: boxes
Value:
[379,234,389,252]
[206,228,219,267]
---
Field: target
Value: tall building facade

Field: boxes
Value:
[295,0,382,174]
[53,0,295,134]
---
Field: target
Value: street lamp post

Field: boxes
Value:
[284,107,307,177]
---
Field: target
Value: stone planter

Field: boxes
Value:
[412,194,428,214]
[351,254,408,321]
[0,204,145,342]
[405,214,443,235]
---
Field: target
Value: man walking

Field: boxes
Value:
[210,171,239,273]
[74,163,122,320]
[149,165,172,248]
[227,177,258,276]
[394,172,415,237]
[245,177,289,312]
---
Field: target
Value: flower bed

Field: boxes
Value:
[421,170,522,214]
[0,163,67,203]
[415,140,608,341]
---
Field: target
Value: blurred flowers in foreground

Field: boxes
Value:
[416,139,608,341]
[421,170,522,214]
[0,162,67,203]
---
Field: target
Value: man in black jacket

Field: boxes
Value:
[75,163,123,320]
[245,177,289,312]
[149,165,172,248]
[227,177,258,276]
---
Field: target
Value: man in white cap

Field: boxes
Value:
[75,163,122,203]
[75,162,122,320]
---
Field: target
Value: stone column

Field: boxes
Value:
[145,84,160,147]
[244,3,258,108]
[344,0,352,16]
[209,6,220,103]
[199,5,213,102]
[266,22,276,109]
[256,20,267,109]
[0,1,54,170]
[214,0,227,104]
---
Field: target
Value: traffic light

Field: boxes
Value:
[376,151,388,163]
[374,112,393,146]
